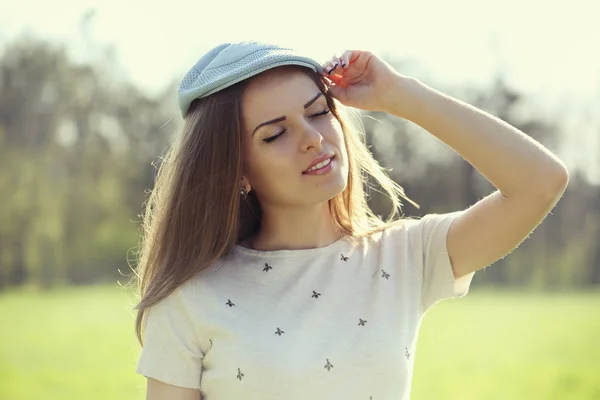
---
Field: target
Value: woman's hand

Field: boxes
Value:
[321,50,408,114]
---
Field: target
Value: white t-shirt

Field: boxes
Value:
[136,212,475,399]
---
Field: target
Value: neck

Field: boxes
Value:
[248,201,341,251]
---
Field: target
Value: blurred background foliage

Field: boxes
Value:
[1,9,600,400]
[0,32,598,293]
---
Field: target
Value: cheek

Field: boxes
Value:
[245,146,298,191]
[322,119,345,149]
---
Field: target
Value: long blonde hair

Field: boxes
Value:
[129,67,417,345]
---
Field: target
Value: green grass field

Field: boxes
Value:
[1,285,599,400]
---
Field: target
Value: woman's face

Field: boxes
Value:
[241,68,349,208]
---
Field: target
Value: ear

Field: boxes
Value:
[240,176,252,193]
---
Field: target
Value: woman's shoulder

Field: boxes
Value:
[364,216,421,239]
[346,217,420,252]
[376,212,462,235]
[369,211,464,252]
[360,214,457,252]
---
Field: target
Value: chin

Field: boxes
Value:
[298,162,349,203]
[320,174,348,202]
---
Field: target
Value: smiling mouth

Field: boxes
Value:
[303,155,334,174]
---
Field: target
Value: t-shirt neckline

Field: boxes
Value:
[234,235,348,258]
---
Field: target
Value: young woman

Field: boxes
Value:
[133,41,568,400]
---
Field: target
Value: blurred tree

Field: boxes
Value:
[0,33,596,291]
[0,34,174,288]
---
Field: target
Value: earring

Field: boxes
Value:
[240,187,248,199]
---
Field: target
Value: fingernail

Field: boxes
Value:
[341,61,346,67]
[328,63,338,75]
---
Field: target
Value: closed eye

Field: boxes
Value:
[263,130,285,143]
[310,109,331,119]
[262,110,331,143]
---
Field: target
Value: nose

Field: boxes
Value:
[300,122,324,151]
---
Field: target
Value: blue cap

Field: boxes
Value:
[177,41,325,117]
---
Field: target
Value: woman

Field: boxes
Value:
[133,41,568,399]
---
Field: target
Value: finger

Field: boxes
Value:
[322,57,333,74]
[325,51,352,75]
[339,50,353,69]
[348,50,372,70]
[323,72,349,94]
[332,53,347,72]
[324,71,350,90]
[326,81,347,102]
[326,72,343,84]
[339,50,369,71]
[324,55,341,75]
[323,50,364,76]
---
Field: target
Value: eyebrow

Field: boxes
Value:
[252,92,323,135]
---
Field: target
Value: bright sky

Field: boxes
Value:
[1,0,599,181]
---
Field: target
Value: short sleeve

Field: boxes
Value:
[416,211,475,315]
[136,282,204,389]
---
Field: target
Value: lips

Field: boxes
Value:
[303,153,335,174]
